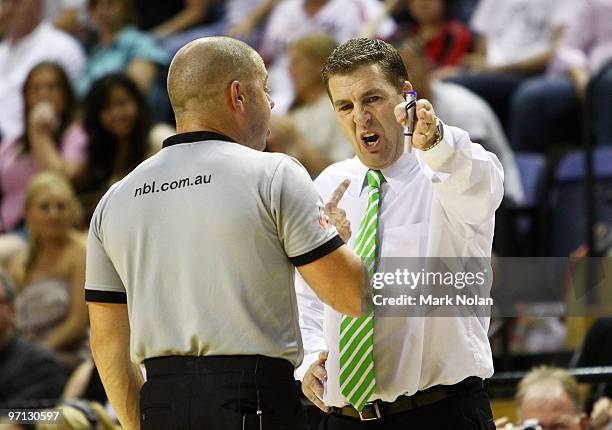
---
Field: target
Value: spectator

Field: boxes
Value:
[574,318,612,429]
[446,0,573,132]
[76,0,168,103]
[226,0,281,43]
[9,172,87,370]
[0,62,87,235]
[260,0,396,112]
[136,0,219,38]
[496,366,589,430]
[0,0,85,140]
[0,269,68,406]
[136,0,275,57]
[379,0,479,28]
[510,0,612,151]
[261,0,395,63]
[390,0,472,72]
[135,0,222,55]
[80,74,151,215]
[43,0,87,36]
[398,39,524,205]
[266,33,352,175]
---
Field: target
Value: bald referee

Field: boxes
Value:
[85,37,367,430]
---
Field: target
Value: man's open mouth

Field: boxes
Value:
[361,132,380,147]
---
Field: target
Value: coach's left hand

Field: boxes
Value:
[394,98,439,151]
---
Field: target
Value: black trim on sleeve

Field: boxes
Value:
[290,235,344,267]
[85,290,127,304]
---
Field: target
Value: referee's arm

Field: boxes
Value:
[89,301,143,430]
[296,244,368,317]
[86,198,143,430]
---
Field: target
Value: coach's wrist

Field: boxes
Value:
[421,118,444,152]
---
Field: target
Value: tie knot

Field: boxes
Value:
[367,170,384,189]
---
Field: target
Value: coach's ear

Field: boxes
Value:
[403,81,413,94]
[230,80,246,113]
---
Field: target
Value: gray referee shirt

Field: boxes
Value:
[85,131,342,367]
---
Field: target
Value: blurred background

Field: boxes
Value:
[0,0,611,428]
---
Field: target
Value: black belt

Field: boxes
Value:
[332,377,486,421]
[144,355,294,378]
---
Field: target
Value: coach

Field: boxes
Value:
[298,38,504,429]
[85,37,367,430]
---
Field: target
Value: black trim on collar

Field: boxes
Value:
[162,131,235,148]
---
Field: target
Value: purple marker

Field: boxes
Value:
[403,91,417,154]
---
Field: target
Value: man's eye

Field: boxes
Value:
[366,96,380,103]
[339,105,352,112]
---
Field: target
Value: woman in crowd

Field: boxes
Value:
[9,172,87,370]
[77,0,168,103]
[81,73,151,216]
[0,62,87,266]
[391,0,472,71]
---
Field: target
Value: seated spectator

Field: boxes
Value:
[380,0,479,28]
[9,173,87,371]
[135,0,222,55]
[135,0,275,56]
[260,0,396,112]
[574,318,612,429]
[509,0,612,151]
[226,0,281,44]
[266,33,352,175]
[44,0,88,37]
[495,366,589,430]
[0,62,87,234]
[136,0,219,39]
[445,0,574,132]
[76,0,168,104]
[398,39,524,205]
[0,270,68,406]
[80,74,151,216]
[0,0,85,140]
[390,0,472,71]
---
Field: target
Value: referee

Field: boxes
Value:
[85,37,367,430]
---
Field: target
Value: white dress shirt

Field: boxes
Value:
[295,123,504,407]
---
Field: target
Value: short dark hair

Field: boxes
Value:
[322,38,408,96]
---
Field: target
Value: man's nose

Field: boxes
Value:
[353,105,371,127]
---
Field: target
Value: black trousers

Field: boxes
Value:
[141,355,309,430]
[317,385,495,430]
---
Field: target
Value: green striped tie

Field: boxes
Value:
[339,169,384,411]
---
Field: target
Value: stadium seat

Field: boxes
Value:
[549,146,612,256]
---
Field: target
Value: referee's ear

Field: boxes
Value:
[230,80,246,113]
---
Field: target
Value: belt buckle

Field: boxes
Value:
[358,402,381,421]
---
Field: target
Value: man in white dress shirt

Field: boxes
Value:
[297,38,504,429]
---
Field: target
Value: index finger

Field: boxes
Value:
[327,179,350,207]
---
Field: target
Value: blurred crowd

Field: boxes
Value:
[0,0,611,428]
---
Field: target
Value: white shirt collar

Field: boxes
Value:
[347,152,420,198]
